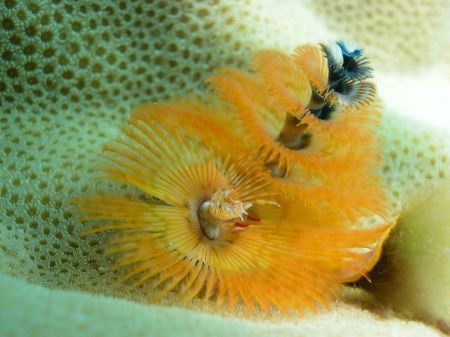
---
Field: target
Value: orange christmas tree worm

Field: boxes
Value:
[208,42,387,223]
[75,42,392,313]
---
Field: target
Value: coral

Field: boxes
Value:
[306,0,450,72]
[0,0,332,296]
[0,0,449,334]
[362,178,450,330]
[0,0,329,116]
[0,273,444,337]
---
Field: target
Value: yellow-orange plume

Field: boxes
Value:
[75,42,392,314]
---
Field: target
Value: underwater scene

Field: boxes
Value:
[0,1,449,336]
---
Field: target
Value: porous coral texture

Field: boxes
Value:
[0,0,449,335]
[0,0,331,297]
[306,0,450,72]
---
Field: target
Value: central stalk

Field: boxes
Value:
[276,114,311,150]
[198,201,222,240]
[198,189,251,240]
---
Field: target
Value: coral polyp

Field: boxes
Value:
[76,42,392,314]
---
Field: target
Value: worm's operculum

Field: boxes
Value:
[198,189,252,240]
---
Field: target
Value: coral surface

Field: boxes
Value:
[1,1,449,336]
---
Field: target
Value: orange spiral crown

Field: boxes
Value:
[75,42,393,314]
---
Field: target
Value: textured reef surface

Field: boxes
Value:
[0,1,449,336]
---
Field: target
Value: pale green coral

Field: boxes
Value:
[0,1,449,336]
[364,178,450,329]
[306,0,450,72]
[0,274,444,337]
